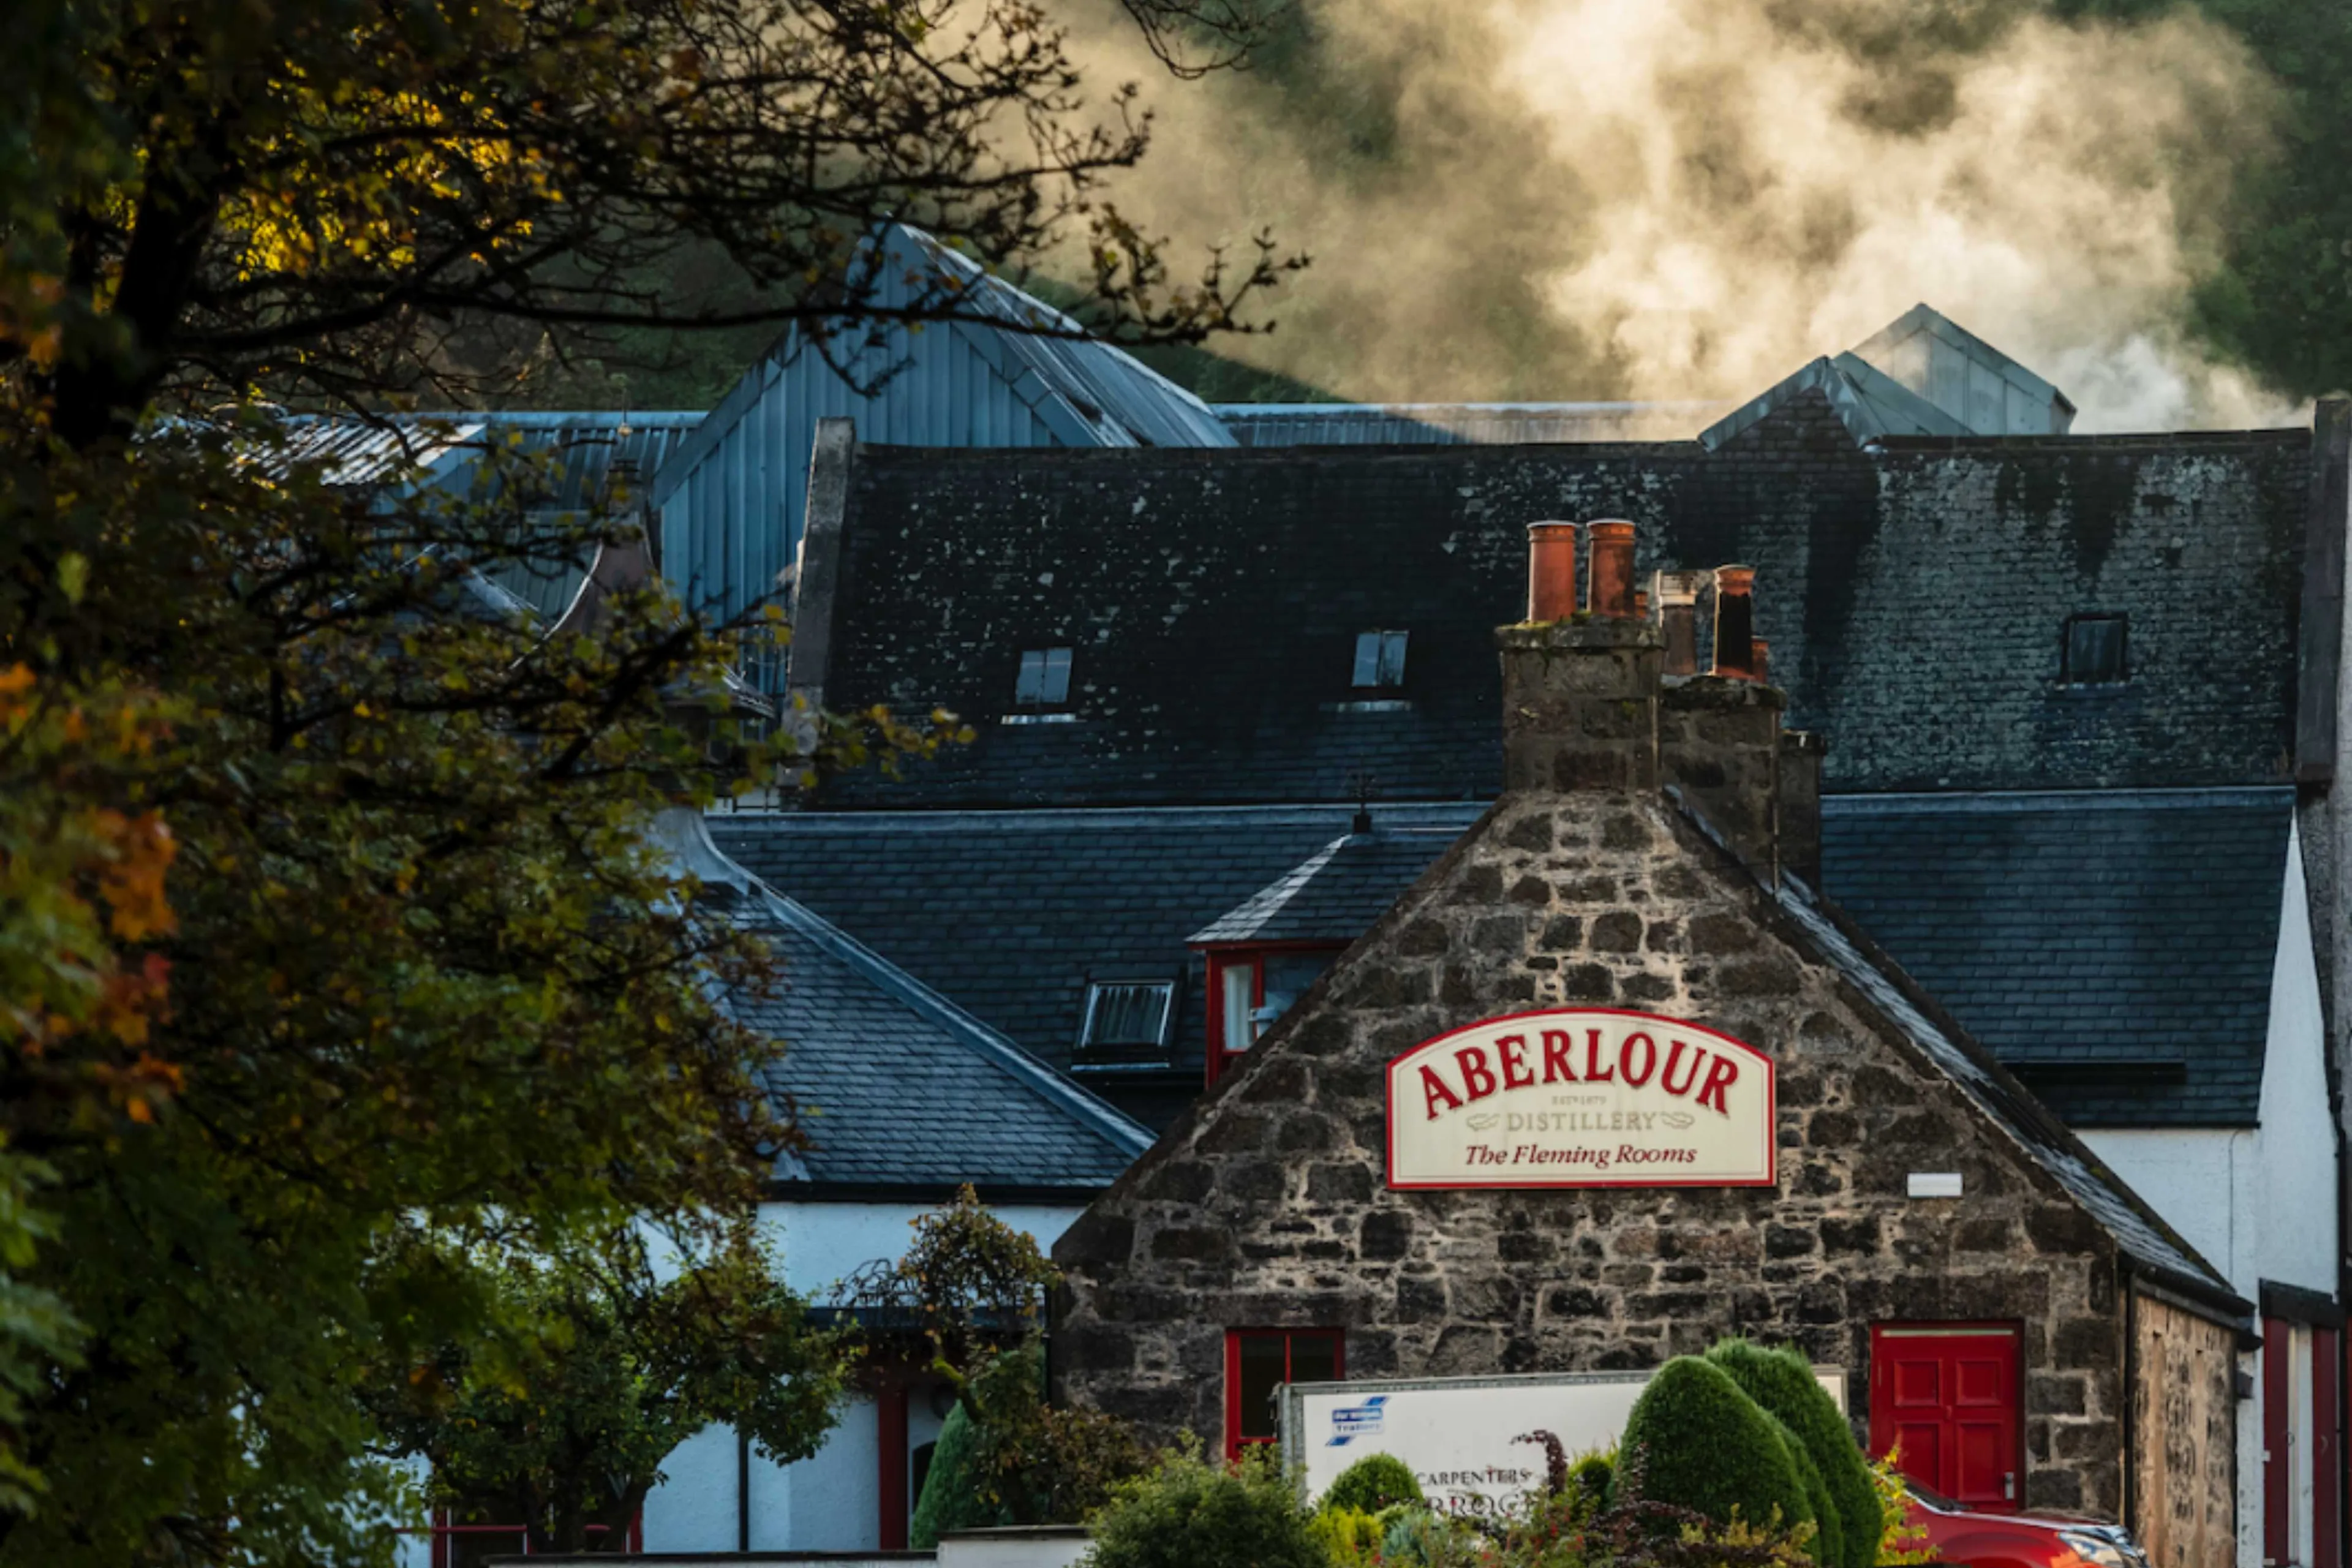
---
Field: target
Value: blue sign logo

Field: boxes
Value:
[1327,1396,1390,1447]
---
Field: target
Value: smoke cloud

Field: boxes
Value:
[1061,0,2299,431]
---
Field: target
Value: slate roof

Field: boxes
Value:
[708,802,1489,1126]
[815,410,2310,806]
[1189,825,1468,944]
[1818,788,2291,1128]
[1748,843,2241,1311]
[655,810,1153,1191]
[729,889,1152,1190]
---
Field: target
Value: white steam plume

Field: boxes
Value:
[1061,0,2300,431]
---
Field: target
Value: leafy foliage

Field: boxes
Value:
[4,0,1295,443]
[875,1195,1148,1543]
[1324,1452,1427,1515]
[367,1222,844,1554]
[850,1185,1059,1394]
[0,0,1289,1554]
[1868,1449,1939,1567]
[1705,1340,1879,1568]
[1619,1357,1812,1540]
[1085,1441,1328,1568]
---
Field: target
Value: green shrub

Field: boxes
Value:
[1324,1452,1426,1513]
[911,1344,1147,1546]
[1308,1504,1384,1565]
[1084,1441,1327,1568]
[1706,1338,1880,1568]
[911,1396,997,1548]
[1765,1409,1841,1566]
[1568,1451,1615,1513]
[1620,1356,1812,1537]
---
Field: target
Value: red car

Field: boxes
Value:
[1902,1478,2152,1568]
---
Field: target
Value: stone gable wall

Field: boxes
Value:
[1052,792,2134,1515]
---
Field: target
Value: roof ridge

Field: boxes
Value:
[1186,832,1351,944]
[709,801,1489,832]
[747,880,1155,1162]
[1825,786,2293,814]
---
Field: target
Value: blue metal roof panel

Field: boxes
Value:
[1216,402,1728,447]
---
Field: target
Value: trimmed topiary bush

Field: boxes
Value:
[1620,1355,1812,1537]
[1765,1409,1842,1566]
[1325,1452,1426,1514]
[1706,1338,1880,1568]
[911,1396,996,1548]
[1084,1441,1326,1568]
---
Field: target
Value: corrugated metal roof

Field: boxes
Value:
[271,410,701,509]
[1216,401,1729,447]
[263,412,700,622]
[649,224,1233,657]
[900,228,1235,451]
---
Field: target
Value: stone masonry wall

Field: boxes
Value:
[1052,789,2137,1516]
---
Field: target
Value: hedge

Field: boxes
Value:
[1620,1356,1812,1536]
[1706,1338,1880,1568]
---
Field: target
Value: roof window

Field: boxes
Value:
[1077,980,1175,1061]
[1015,646,1073,707]
[2061,613,2128,685]
[1352,630,1408,688]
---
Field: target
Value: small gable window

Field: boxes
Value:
[1225,1328,1343,1458]
[1352,630,1409,688]
[2061,613,2128,685]
[1015,646,1073,707]
[1078,980,1175,1059]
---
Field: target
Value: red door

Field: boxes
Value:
[1871,1323,2025,1513]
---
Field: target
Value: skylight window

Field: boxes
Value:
[1352,630,1409,688]
[2061,613,2128,685]
[1015,646,1073,706]
[1079,981,1175,1054]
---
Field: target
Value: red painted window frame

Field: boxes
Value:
[1201,942,1346,1088]
[1223,1327,1343,1461]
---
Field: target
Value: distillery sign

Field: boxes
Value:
[1385,1008,1776,1189]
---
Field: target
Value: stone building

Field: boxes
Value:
[1048,532,2250,1567]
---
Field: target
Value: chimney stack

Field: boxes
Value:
[1526,522,1578,622]
[1499,522,1659,793]
[1661,564,1789,878]
[1587,520,1637,619]
[1501,527,1814,886]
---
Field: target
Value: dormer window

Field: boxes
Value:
[1015,646,1073,707]
[1352,630,1408,688]
[2061,613,2128,685]
[1075,979,1175,1069]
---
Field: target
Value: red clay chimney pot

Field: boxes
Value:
[1526,522,1578,622]
[1713,565,1760,682]
[1588,519,1637,619]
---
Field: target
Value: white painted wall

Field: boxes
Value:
[2082,818,2336,1568]
[635,1197,1090,1554]
[755,1200,1090,1299]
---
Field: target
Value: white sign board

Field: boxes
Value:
[1386,1009,1776,1189]
[1281,1369,1847,1517]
